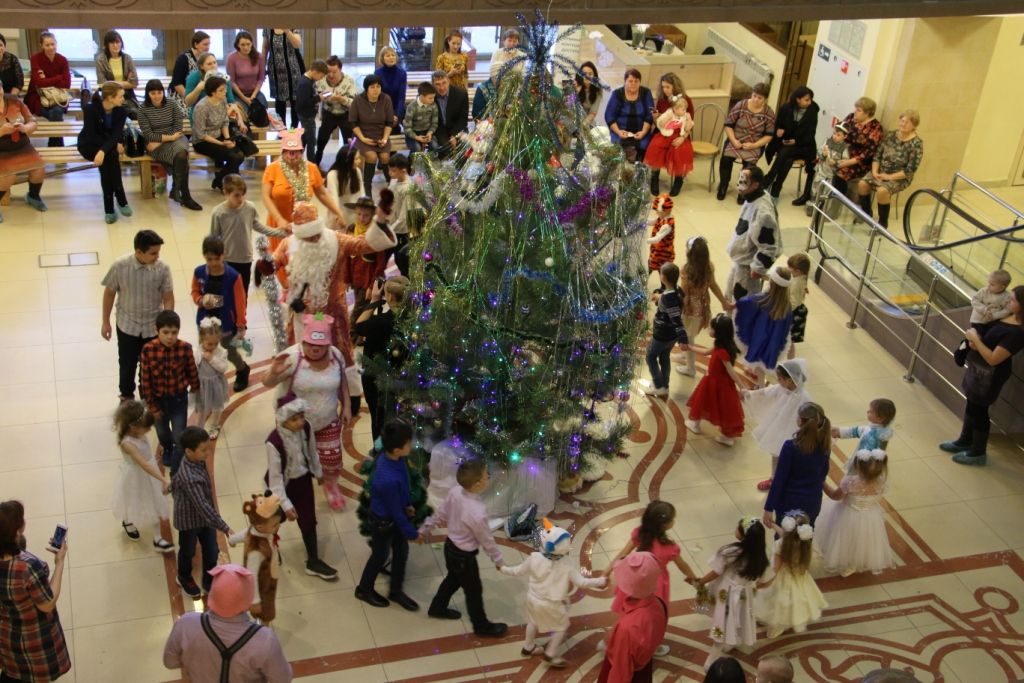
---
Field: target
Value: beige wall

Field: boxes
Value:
[960,16,1024,186]
[877,17,1001,192]
[0,29,23,57]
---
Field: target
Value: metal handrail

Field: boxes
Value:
[902,189,1024,249]
[945,171,1024,222]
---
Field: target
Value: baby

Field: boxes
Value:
[970,269,1012,330]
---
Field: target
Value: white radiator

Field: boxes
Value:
[706,27,774,88]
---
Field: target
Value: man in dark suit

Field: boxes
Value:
[431,70,468,159]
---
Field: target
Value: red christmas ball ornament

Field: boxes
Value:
[548,154,562,168]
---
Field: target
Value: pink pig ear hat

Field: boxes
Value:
[613,551,661,599]
[207,564,256,617]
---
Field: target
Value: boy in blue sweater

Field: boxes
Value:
[355,419,421,611]
[644,262,689,398]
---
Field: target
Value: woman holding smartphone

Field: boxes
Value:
[0,500,71,682]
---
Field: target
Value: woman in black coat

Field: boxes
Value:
[353,275,410,441]
[77,81,130,224]
[764,85,820,205]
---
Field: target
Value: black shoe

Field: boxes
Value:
[122,521,141,540]
[211,177,223,191]
[428,607,462,620]
[716,186,727,201]
[355,587,390,607]
[389,592,420,611]
[176,575,202,599]
[792,194,810,206]
[180,193,203,211]
[669,177,684,196]
[474,622,509,638]
[305,559,338,580]
[233,365,250,392]
[649,172,660,196]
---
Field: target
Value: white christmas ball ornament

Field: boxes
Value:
[545,257,555,267]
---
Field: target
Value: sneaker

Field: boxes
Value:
[675,365,696,377]
[952,451,987,466]
[176,575,202,599]
[388,591,420,612]
[473,622,508,638]
[122,521,141,540]
[428,607,461,620]
[654,644,670,657]
[153,538,175,553]
[715,436,735,447]
[25,194,48,212]
[104,212,118,224]
[939,440,970,453]
[542,654,568,668]
[305,559,339,580]
[354,586,389,607]
[118,203,133,217]
[684,419,702,435]
[643,386,664,398]
[756,478,773,492]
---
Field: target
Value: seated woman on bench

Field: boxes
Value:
[77,82,132,224]
[0,81,48,222]
[192,76,246,192]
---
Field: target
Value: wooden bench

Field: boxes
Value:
[0,139,282,204]
[27,120,270,142]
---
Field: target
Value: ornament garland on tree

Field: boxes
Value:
[370,11,650,494]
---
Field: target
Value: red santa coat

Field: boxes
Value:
[273,222,396,364]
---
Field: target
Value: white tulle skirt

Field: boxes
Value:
[816,497,894,574]
[111,457,167,527]
[754,568,827,637]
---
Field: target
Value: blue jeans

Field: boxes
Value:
[154,392,188,475]
[646,338,675,390]
[405,134,439,154]
[177,526,219,592]
[40,105,65,147]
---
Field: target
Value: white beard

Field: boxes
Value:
[286,230,338,311]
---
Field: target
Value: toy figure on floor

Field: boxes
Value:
[229,492,287,625]
[501,519,606,668]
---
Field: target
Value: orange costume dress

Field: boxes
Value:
[263,160,324,252]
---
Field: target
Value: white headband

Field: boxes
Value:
[855,448,887,461]
[769,268,792,288]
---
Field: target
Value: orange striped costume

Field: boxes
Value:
[648,194,675,273]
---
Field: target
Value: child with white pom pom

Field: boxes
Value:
[816,449,894,577]
[754,510,827,638]
[500,519,606,668]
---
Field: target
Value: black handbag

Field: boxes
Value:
[232,134,259,157]
[248,96,270,128]
[123,121,146,158]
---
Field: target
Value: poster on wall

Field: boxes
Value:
[807,42,867,149]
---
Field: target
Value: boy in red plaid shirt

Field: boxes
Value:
[140,310,200,475]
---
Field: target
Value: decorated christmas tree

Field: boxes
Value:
[373,13,650,492]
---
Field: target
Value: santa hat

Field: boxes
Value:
[293,218,325,239]
[776,358,809,390]
[301,312,334,346]
[280,129,305,151]
[207,564,256,617]
[652,194,673,212]
[276,392,307,424]
[613,551,661,599]
[540,518,572,556]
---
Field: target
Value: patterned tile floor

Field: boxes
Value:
[1,161,1022,682]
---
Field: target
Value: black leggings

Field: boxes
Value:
[718,154,756,191]
[766,146,815,198]
[192,139,245,181]
[78,145,127,213]
[275,97,298,129]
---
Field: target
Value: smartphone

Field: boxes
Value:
[48,524,68,553]
[375,276,386,289]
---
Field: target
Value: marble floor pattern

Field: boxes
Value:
[1,158,1023,683]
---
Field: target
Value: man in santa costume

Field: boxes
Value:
[273,201,397,365]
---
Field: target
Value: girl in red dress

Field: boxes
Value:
[646,95,694,196]
[686,313,745,445]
